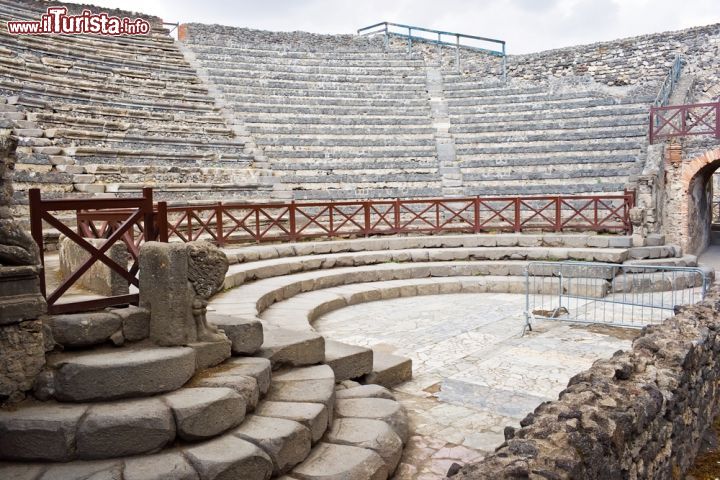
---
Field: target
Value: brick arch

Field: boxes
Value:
[666,146,720,254]
[680,147,720,192]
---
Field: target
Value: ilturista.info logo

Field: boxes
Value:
[6,6,152,35]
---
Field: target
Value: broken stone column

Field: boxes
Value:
[139,241,229,347]
[0,126,48,405]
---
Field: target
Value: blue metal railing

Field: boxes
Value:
[357,21,506,79]
[653,54,683,109]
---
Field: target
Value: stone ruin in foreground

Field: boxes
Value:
[1,0,720,478]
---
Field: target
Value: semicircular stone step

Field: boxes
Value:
[259,326,325,368]
[0,386,247,462]
[267,365,336,424]
[233,414,312,476]
[187,357,270,411]
[208,313,264,355]
[0,433,276,480]
[255,401,328,443]
[324,418,403,476]
[43,346,197,402]
[289,442,388,480]
[335,398,409,444]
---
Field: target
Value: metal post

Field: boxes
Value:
[502,43,507,83]
[456,34,460,73]
[437,32,442,66]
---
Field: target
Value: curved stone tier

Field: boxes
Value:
[0,363,409,480]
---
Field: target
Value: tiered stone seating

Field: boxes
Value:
[0,1,271,207]
[443,75,652,196]
[181,25,442,200]
[207,233,708,390]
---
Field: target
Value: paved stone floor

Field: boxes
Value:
[314,293,636,479]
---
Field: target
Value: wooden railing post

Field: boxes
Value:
[141,187,153,242]
[474,196,480,233]
[514,198,521,233]
[394,198,401,233]
[716,103,720,139]
[289,201,297,241]
[363,201,371,237]
[156,201,169,242]
[555,197,562,232]
[215,202,224,247]
[28,188,46,298]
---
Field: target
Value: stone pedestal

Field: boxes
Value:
[139,241,230,348]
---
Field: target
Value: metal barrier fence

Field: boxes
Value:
[357,21,506,77]
[524,261,710,332]
[652,54,683,110]
[649,101,720,143]
[72,193,634,250]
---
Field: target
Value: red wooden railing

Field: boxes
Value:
[76,192,634,250]
[649,101,720,143]
[29,188,156,314]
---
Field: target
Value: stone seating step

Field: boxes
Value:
[232,104,431,116]
[0,371,410,479]
[288,187,444,201]
[0,385,247,462]
[256,136,436,147]
[324,418,403,475]
[450,104,648,123]
[458,153,638,168]
[456,138,641,155]
[266,365,336,422]
[45,306,150,349]
[222,247,644,289]
[225,92,428,107]
[242,114,433,126]
[454,126,646,143]
[460,166,633,182]
[207,313,264,355]
[457,183,628,197]
[223,234,634,263]
[324,340,374,382]
[255,401,329,444]
[335,397,409,443]
[210,76,425,92]
[288,443,388,480]
[234,415,312,476]
[220,83,425,99]
[450,115,648,134]
[38,346,198,402]
[363,352,413,389]
[258,326,326,368]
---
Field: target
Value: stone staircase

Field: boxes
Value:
[0,278,409,478]
[0,0,273,212]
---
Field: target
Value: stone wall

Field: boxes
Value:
[403,23,720,94]
[180,23,385,51]
[0,125,47,405]
[449,284,720,480]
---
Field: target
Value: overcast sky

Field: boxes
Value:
[66,0,720,54]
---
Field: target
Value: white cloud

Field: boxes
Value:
[64,0,720,53]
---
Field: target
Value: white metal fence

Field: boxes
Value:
[524,261,710,332]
